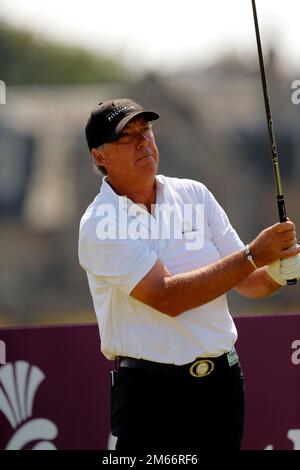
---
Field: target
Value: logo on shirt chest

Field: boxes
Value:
[181,220,198,235]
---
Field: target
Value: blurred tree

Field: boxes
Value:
[0,21,130,84]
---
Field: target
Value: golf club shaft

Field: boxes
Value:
[251,0,296,284]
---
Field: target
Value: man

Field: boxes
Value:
[79,98,300,451]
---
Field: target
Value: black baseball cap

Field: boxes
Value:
[85,98,160,151]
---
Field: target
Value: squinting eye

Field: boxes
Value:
[118,134,132,143]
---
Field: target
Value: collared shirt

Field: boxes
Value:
[78,175,245,364]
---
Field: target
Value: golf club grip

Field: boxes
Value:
[277,195,287,223]
[277,196,297,285]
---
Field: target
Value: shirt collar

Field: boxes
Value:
[99,176,120,205]
[100,175,165,207]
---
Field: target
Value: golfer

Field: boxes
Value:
[79,98,300,450]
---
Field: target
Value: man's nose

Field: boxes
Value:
[136,131,149,149]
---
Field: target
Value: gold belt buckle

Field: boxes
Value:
[189,359,215,377]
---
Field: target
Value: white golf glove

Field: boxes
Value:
[267,254,300,285]
[280,254,300,280]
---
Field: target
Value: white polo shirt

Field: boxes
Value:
[78,174,245,364]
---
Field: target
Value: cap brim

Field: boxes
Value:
[108,110,160,142]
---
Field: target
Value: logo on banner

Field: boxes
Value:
[265,429,300,450]
[0,361,58,449]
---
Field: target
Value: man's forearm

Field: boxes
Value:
[131,221,299,314]
[234,267,281,299]
[161,249,254,316]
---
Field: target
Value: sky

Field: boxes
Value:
[0,0,299,72]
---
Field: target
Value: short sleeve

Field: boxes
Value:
[205,188,245,257]
[79,222,158,295]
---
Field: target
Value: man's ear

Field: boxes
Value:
[91,147,105,167]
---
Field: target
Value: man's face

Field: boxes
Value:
[94,116,159,183]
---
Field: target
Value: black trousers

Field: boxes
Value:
[110,361,245,451]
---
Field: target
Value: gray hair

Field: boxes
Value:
[93,144,107,176]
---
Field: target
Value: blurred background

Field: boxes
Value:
[0,0,299,326]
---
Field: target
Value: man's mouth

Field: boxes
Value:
[136,154,154,162]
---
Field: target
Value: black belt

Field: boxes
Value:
[119,348,239,378]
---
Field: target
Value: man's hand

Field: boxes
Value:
[249,221,300,267]
[281,254,300,280]
[267,260,286,285]
[267,254,300,286]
